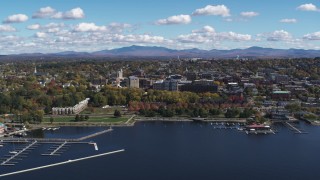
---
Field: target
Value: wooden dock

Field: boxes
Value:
[245,129,276,135]
[0,149,125,177]
[1,141,38,166]
[284,122,308,134]
[0,128,113,143]
[77,128,113,141]
[42,141,69,156]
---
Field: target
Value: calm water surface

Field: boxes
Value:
[1,122,320,180]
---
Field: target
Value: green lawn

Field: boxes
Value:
[87,117,128,123]
[44,116,129,123]
[43,116,75,122]
[80,107,126,115]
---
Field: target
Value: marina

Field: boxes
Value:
[41,141,69,156]
[284,122,308,134]
[0,127,113,170]
[0,149,125,178]
[1,141,38,166]
[0,122,319,180]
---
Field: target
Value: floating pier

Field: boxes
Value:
[42,141,69,156]
[0,149,125,177]
[284,122,308,134]
[245,129,276,135]
[89,142,99,151]
[0,128,114,167]
[77,128,113,141]
[1,141,38,166]
[0,128,113,143]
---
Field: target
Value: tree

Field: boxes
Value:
[239,108,254,118]
[75,114,80,122]
[33,110,44,123]
[198,108,208,118]
[162,109,174,117]
[225,108,240,118]
[85,115,89,121]
[145,110,156,117]
[114,109,121,117]
[80,115,85,121]
[285,103,301,113]
[209,108,221,116]
[50,117,54,124]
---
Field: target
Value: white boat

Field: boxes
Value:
[237,127,244,131]
[9,151,18,154]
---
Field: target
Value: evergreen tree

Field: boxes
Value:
[114,109,121,117]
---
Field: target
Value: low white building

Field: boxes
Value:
[52,98,90,115]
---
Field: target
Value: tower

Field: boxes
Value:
[117,69,123,80]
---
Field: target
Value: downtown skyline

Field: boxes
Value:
[0,0,320,54]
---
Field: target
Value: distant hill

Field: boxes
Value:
[4,45,320,59]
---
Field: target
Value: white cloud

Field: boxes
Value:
[35,32,47,38]
[74,23,107,32]
[266,30,292,41]
[52,7,85,19]
[0,25,16,32]
[280,19,297,23]
[3,14,28,23]
[240,11,259,18]
[297,3,318,11]
[0,35,22,42]
[192,5,230,17]
[303,32,320,40]
[219,32,252,41]
[44,22,65,29]
[108,23,133,33]
[155,14,191,25]
[112,34,165,43]
[177,25,251,43]
[27,23,65,32]
[32,6,56,18]
[27,24,41,30]
[46,28,60,33]
[192,25,215,33]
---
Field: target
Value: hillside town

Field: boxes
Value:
[0,57,319,135]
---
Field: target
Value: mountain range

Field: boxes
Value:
[5,45,320,59]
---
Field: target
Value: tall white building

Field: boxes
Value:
[117,69,123,80]
[127,76,139,88]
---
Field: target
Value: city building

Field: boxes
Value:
[139,78,154,89]
[0,123,7,134]
[180,84,218,93]
[126,76,140,88]
[271,91,291,100]
[117,69,124,80]
[52,98,90,115]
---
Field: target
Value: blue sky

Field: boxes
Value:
[0,0,319,54]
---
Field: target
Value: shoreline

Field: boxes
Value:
[29,116,248,129]
[20,116,317,131]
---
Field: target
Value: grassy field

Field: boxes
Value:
[43,115,129,123]
[87,117,128,123]
[80,107,127,115]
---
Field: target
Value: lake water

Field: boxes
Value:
[1,122,320,180]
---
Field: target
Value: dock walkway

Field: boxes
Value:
[0,128,113,144]
[284,122,308,134]
[1,141,38,166]
[42,141,68,156]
